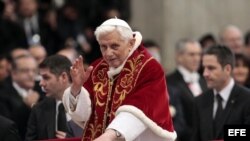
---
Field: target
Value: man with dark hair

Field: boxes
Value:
[25,55,82,141]
[193,45,250,141]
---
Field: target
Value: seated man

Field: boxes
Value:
[25,55,82,140]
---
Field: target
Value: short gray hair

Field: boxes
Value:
[175,38,199,54]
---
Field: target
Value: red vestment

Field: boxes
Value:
[81,44,175,140]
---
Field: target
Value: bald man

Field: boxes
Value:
[220,25,244,54]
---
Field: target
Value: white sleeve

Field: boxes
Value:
[62,86,92,122]
[107,112,147,141]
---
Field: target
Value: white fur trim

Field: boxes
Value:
[116,105,177,141]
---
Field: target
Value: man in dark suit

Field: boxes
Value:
[193,45,250,141]
[0,115,21,141]
[25,55,82,141]
[167,39,207,141]
[0,55,40,139]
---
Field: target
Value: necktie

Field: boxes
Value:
[58,103,67,132]
[213,94,223,138]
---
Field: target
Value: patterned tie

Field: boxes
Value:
[58,103,67,132]
[213,94,223,138]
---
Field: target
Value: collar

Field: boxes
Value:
[107,31,142,79]
[12,82,29,98]
[177,66,200,83]
[213,78,235,102]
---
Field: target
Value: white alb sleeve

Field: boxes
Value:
[62,86,92,122]
[107,112,147,141]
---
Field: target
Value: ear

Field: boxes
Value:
[60,72,69,82]
[129,38,136,50]
[224,64,232,75]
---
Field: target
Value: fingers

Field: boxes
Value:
[85,66,93,79]
[56,130,66,139]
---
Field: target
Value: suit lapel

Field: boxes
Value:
[45,99,56,138]
[201,91,214,139]
[214,85,238,138]
[175,71,194,98]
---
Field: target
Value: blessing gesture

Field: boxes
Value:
[70,56,93,97]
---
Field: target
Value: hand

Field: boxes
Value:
[70,56,93,97]
[56,130,67,139]
[94,129,117,141]
[23,90,40,108]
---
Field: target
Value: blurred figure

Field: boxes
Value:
[233,53,250,88]
[0,54,10,84]
[10,48,30,60]
[219,25,244,54]
[167,39,207,141]
[29,45,47,64]
[199,33,217,50]
[17,0,42,46]
[144,40,161,63]
[0,1,27,53]
[26,55,82,140]
[2,0,17,22]
[0,55,40,139]
[244,30,250,58]
[57,47,78,63]
[0,115,21,141]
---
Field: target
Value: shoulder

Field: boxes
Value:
[32,98,55,110]
[233,84,250,100]
[195,89,213,103]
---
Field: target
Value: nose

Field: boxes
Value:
[104,47,113,57]
[39,79,45,87]
[203,68,209,78]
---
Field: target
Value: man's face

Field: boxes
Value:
[202,55,230,91]
[19,0,37,17]
[178,42,202,72]
[29,47,47,64]
[0,59,9,81]
[39,68,66,99]
[222,28,243,54]
[98,30,134,68]
[12,57,37,89]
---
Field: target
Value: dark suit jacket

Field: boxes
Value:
[0,115,21,141]
[193,84,250,141]
[25,98,80,141]
[0,84,31,140]
[167,70,207,141]
[25,98,57,140]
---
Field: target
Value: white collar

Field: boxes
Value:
[177,66,200,83]
[213,78,235,102]
[12,82,29,98]
[107,31,142,79]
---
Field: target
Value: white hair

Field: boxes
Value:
[94,25,133,42]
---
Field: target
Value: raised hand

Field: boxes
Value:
[70,56,93,97]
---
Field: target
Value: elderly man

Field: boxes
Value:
[62,18,176,141]
[220,25,244,54]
